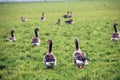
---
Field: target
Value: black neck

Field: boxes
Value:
[11,32,14,38]
[75,39,79,50]
[114,25,118,32]
[58,19,60,22]
[48,40,52,53]
[67,11,69,14]
[42,13,44,17]
[35,30,38,37]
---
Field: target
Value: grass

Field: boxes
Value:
[0,0,120,80]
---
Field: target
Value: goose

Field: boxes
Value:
[56,19,61,25]
[21,17,28,22]
[41,12,45,21]
[31,28,40,47]
[111,23,120,41]
[65,19,74,24]
[62,11,72,18]
[44,39,56,68]
[62,11,69,18]
[6,30,16,42]
[73,38,88,69]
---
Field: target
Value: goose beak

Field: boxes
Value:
[78,66,83,69]
[46,40,50,43]
[46,39,49,42]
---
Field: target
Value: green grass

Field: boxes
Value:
[0,0,120,80]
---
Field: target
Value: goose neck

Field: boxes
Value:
[35,30,39,37]
[48,40,52,53]
[75,39,79,50]
[11,32,14,38]
[114,25,118,32]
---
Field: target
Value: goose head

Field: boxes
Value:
[67,11,69,15]
[11,29,15,34]
[21,17,23,19]
[35,27,39,32]
[58,19,61,22]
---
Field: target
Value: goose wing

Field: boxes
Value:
[32,37,40,43]
[44,54,56,62]
[112,32,120,38]
[73,52,87,63]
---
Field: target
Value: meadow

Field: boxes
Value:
[0,0,120,80]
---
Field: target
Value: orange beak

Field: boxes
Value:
[47,39,49,43]
[78,66,83,69]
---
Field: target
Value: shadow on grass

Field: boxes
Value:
[0,65,6,70]
[115,76,120,80]
[0,74,3,79]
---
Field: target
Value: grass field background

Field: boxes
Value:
[0,0,120,80]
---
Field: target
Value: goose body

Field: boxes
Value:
[6,30,16,42]
[65,19,74,24]
[111,23,120,41]
[111,32,120,41]
[41,13,45,21]
[21,17,28,22]
[73,39,88,69]
[44,39,56,68]
[31,28,40,47]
